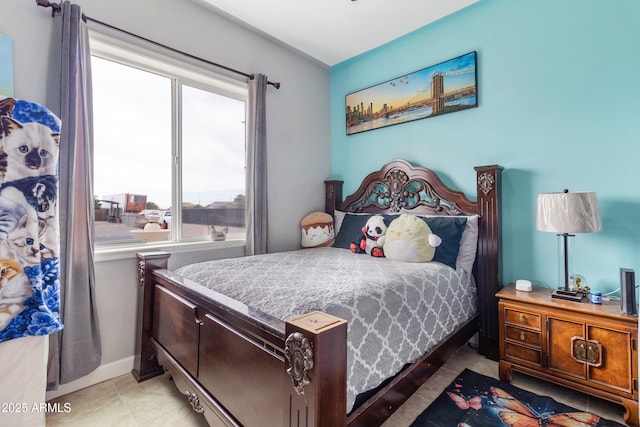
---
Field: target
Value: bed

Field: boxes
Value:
[133,159,503,427]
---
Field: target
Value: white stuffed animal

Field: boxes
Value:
[383,214,442,262]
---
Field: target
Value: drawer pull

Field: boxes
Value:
[571,337,603,367]
[587,342,601,365]
[520,331,526,341]
[519,313,525,322]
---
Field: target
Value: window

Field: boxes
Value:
[90,32,247,245]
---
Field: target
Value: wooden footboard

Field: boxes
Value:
[134,252,349,427]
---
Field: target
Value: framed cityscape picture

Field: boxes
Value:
[345,51,477,135]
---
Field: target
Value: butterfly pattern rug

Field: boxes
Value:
[411,369,624,427]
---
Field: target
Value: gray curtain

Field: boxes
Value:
[47,1,101,389]
[245,74,269,255]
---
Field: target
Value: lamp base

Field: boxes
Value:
[551,288,584,302]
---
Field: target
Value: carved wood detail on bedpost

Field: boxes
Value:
[324,180,344,217]
[284,311,347,427]
[474,165,503,361]
[132,251,171,382]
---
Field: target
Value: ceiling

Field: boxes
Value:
[193,0,479,67]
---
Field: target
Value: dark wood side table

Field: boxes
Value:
[497,283,638,426]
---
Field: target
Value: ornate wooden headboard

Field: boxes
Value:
[324,159,503,360]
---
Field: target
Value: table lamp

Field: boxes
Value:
[536,190,602,301]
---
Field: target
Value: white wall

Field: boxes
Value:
[2,0,330,394]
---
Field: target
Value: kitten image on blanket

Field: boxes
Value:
[6,215,41,266]
[0,182,56,266]
[0,243,31,330]
[1,175,58,221]
[0,196,28,242]
[0,116,60,183]
[0,98,15,117]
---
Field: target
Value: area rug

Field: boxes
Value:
[411,369,624,427]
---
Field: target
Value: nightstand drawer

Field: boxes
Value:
[505,308,541,330]
[505,326,541,347]
[505,342,542,365]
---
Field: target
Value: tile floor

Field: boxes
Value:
[46,345,627,427]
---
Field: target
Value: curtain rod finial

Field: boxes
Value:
[36,0,61,17]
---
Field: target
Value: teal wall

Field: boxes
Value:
[330,0,640,294]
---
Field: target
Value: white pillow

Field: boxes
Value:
[414,214,478,273]
[334,210,346,235]
[333,210,370,236]
[456,214,479,274]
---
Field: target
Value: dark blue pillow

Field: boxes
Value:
[333,214,372,249]
[421,217,467,269]
[333,214,397,249]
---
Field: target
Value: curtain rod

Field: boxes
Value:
[35,0,281,89]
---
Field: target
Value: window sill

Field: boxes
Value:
[95,238,246,262]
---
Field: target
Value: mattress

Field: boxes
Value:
[175,247,477,410]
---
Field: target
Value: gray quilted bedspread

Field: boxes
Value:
[175,247,477,411]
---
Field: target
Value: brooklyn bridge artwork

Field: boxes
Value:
[346,51,477,135]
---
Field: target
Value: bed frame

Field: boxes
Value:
[133,159,503,427]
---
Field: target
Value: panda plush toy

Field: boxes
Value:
[350,215,388,257]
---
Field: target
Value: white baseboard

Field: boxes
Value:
[45,356,135,401]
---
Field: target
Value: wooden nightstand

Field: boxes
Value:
[497,283,638,426]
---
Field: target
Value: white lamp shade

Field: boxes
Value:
[536,191,602,234]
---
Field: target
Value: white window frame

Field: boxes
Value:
[89,29,248,257]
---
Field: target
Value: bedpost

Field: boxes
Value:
[474,165,503,361]
[324,180,343,217]
[133,251,171,381]
[284,311,347,427]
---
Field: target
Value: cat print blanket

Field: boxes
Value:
[0,97,63,343]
